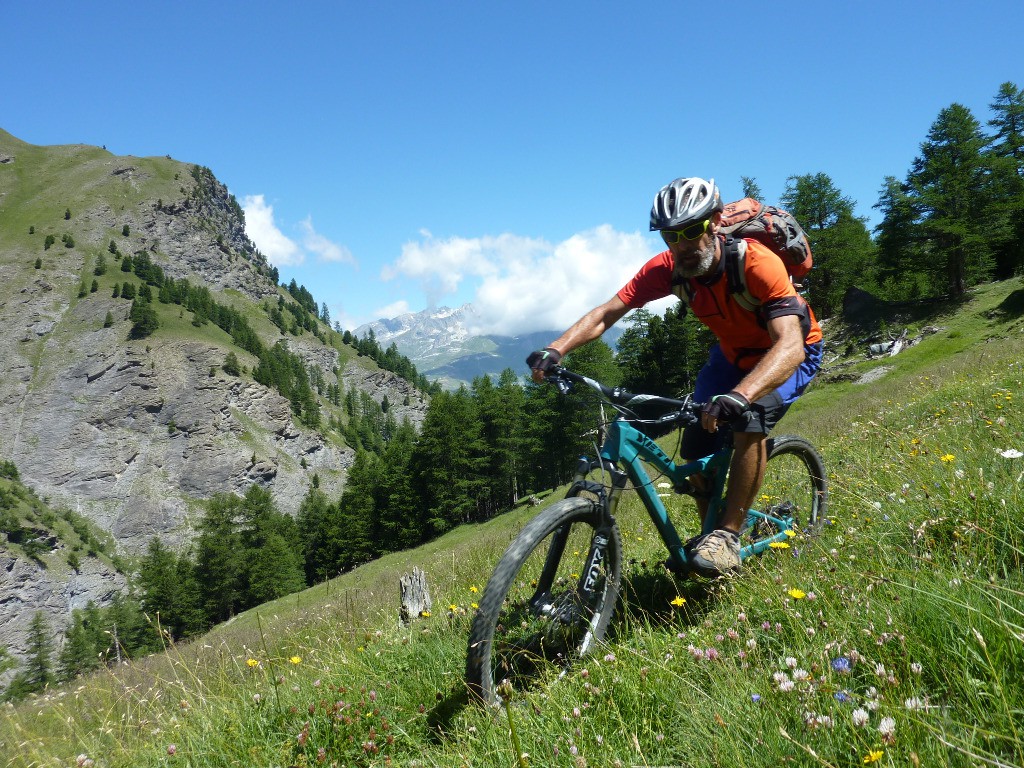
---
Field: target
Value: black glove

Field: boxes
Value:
[702,390,750,423]
[526,347,562,375]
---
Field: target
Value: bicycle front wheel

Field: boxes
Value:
[465,497,622,705]
[746,435,828,542]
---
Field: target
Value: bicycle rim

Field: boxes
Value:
[466,497,621,704]
[746,435,828,542]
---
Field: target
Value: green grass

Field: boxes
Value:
[2,281,1024,767]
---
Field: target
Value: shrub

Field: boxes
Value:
[34,258,41,269]
[122,224,130,236]
[64,208,71,220]
[103,312,114,328]
[44,234,55,250]
[223,352,241,376]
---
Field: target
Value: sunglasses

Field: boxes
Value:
[660,218,711,243]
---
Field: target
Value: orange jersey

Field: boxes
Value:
[617,238,822,370]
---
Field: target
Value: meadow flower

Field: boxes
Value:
[751,693,761,702]
[246,658,260,668]
[878,716,896,738]
[793,668,810,682]
[852,708,870,726]
[769,541,790,549]
[999,448,1023,459]
[863,749,884,763]
[773,671,789,684]
[831,656,852,674]
[778,679,795,692]
[910,662,923,675]
[904,696,926,711]
[671,596,686,607]
[167,744,177,755]
[785,657,798,669]
[469,585,479,593]
[289,656,302,665]
[788,588,806,599]
[747,638,757,650]
[603,653,616,663]
[940,454,955,463]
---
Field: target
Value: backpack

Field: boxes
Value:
[672,198,813,312]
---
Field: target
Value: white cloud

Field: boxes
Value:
[301,217,354,264]
[242,194,303,266]
[372,299,411,320]
[383,231,548,305]
[386,225,670,336]
[243,196,354,268]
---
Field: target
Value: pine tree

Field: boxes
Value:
[907,103,993,296]
[780,172,875,317]
[194,494,244,623]
[58,611,101,681]
[986,81,1024,278]
[5,612,54,700]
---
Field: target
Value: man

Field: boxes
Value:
[527,177,822,576]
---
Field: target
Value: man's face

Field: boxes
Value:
[665,221,718,278]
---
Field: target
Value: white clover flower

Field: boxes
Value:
[905,696,926,711]
[793,668,810,682]
[910,662,923,675]
[785,656,798,669]
[878,716,896,736]
[852,708,870,727]
[778,679,795,692]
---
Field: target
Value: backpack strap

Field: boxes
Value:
[723,237,760,312]
[670,272,695,306]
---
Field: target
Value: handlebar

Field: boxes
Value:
[544,366,703,431]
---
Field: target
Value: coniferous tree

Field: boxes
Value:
[194,493,244,623]
[335,450,380,568]
[4,612,54,700]
[986,81,1024,278]
[874,176,926,299]
[297,486,343,583]
[740,176,764,200]
[780,172,875,317]
[907,103,994,296]
[58,612,101,681]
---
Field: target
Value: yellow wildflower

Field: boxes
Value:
[289,656,302,665]
[788,589,806,599]
[671,596,686,607]
[246,658,260,668]
[770,542,790,549]
[940,454,955,463]
[863,750,884,764]
[469,585,479,593]
[784,529,797,538]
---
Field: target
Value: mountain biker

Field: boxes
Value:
[527,176,823,577]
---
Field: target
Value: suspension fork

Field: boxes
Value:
[529,458,625,604]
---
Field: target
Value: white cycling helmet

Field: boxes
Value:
[649,177,723,230]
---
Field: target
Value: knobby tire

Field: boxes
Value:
[465,497,622,705]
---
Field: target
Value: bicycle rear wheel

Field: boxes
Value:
[745,435,828,543]
[465,497,622,705]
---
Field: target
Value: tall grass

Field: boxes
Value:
[2,286,1023,767]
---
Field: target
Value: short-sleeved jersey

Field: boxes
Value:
[617,238,823,371]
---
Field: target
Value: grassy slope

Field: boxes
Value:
[2,280,1023,767]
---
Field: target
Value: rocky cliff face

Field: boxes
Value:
[0,132,429,676]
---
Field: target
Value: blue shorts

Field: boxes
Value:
[682,341,822,457]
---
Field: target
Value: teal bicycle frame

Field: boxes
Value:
[570,394,799,573]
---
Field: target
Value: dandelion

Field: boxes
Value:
[671,596,686,606]
[470,602,479,610]
[420,610,431,618]
[246,658,260,668]
[469,585,479,593]
[784,529,797,537]
[770,541,790,549]
[289,656,302,665]
[788,588,806,599]
[852,708,869,727]
[940,454,955,463]
[863,749,884,764]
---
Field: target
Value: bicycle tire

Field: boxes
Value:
[744,435,828,544]
[465,497,622,704]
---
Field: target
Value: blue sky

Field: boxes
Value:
[5,1,1021,335]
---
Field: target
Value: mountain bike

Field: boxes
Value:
[465,365,827,704]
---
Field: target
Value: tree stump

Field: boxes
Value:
[399,567,432,626]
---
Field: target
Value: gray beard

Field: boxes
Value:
[673,239,717,278]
